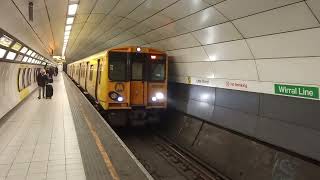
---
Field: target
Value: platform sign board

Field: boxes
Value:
[274,84,319,99]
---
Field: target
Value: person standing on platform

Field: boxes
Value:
[36,69,48,99]
[54,66,58,76]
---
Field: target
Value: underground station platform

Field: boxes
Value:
[0,74,152,180]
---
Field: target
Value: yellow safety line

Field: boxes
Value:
[80,107,120,180]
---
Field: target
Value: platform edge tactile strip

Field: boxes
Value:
[62,73,152,180]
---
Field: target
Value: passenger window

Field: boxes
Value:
[89,65,93,81]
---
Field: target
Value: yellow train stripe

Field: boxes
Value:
[79,107,120,180]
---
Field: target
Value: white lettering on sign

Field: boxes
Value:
[226,81,248,89]
[278,85,314,97]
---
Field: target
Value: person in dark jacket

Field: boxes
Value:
[54,66,58,76]
[37,69,48,99]
[48,67,54,79]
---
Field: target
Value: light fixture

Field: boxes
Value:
[0,48,6,58]
[66,17,74,25]
[117,97,123,102]
[152,97,157,102]
[151,55,156,59]
[137,47,141,52]
[155,92,164,100]
[68,4,78,16]
[6,51,16,60]
[62,2,79,57]
[65,25,72,31]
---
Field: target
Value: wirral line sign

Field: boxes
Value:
[274,84,319,99]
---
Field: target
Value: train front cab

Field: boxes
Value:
[105,47,167,126]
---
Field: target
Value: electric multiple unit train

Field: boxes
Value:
[67,46,168,126]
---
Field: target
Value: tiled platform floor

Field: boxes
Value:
[0,74,86,180]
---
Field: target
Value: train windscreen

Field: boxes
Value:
[108,52,127,81]
[149,55,166,81]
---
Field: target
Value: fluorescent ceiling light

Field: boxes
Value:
[66,17,74,25]
[64,31,70,36]
[22,56,28,62]
[65,25,72,31]
[20,47,28,54]
[64,36,69,40]
[68,4,78,16]
[6,51,16,60]
[0,48,6,58]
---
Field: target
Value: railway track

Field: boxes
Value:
[118,128,229,180]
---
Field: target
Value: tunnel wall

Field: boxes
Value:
[162,82,320,180]
[0,62,38,119]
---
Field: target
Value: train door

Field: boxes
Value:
[130,53,145,106]
[78,64,81,83]
[85,62,89,90]
[95,59,101,99]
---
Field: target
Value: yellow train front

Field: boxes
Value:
[67,46,168,126]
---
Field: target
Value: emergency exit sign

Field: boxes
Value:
[274,84,319,99]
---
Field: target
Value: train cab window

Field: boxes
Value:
[149,55,166,81]
[108,52,127,81]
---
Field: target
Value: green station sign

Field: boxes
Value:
[274,84,319,99]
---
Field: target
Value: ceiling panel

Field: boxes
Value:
[46,0,68,55]
[233,2,319,38]
[128,23,153,36]
[203,40,253,61]
[247,28,320,58]
[77,0,97,14]
[155,22,190,40]
[215,0,302,20]
[176,7,227,32]
[307,0,320,20]
[142,13,175,29]
[127,0,177,22]
[87,13,106,24]
[109,0,145,17]
[160,0,210,20]
[167,47,209,62]
[202,0,225,5]
[92,0,119,14]
[74,14,90,24]
[154,33,201,51]
[192,22,243,45]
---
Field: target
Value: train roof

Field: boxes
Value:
[68,46,166,65]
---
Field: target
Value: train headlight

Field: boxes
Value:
[155,92,164,100]
[117,96,123,102]
[152,97,157,102]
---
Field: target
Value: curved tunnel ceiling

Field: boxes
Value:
[0,0,320,88]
